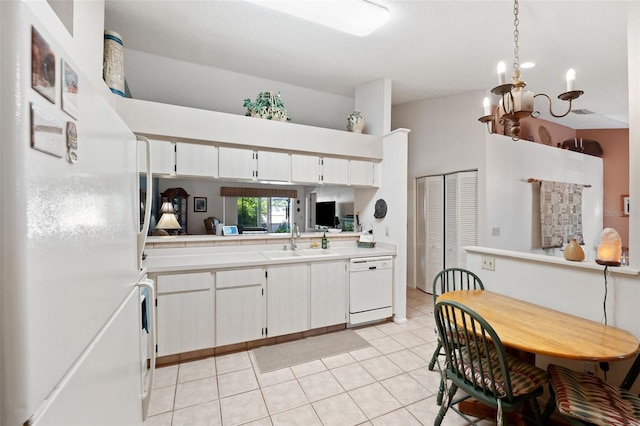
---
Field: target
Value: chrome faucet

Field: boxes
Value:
[291,222,300,250]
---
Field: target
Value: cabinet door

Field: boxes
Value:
[139,139,174,175]
[291,154,321,184]
[216,268,265,346]
[218,147,257,180]
[257,151,290,182]
[321,157,349,185]
[156,272,214,357]
[267,265,309,336]
[216,286,264,346]
[349,160,377,187]
[310,261,347,328]
[175,142,218,178]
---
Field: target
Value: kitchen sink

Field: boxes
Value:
[261,249,338,259]
[296,249,336,257]
[261,250,304,259]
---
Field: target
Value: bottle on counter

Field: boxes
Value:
[322,232,328,249]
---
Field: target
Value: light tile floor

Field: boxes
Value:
[145,288,496,426]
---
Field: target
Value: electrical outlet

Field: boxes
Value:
[481,256,495,271]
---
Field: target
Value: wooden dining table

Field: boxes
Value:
[436,289,639,361]
[436,290,640,425]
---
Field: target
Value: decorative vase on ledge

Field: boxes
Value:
[564,238,585,262]
[243,91,290,122]
[347,110,365,133]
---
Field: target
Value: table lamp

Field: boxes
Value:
[156,201,181,234]
[595,228,622,266]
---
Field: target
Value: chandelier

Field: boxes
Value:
[479,0,584,140]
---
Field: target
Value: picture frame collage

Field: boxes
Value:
[30,26,79,163]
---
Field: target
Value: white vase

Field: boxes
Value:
[103,31,125,96]
[347,111,365,133]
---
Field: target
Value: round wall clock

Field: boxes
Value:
[374,199,387,219]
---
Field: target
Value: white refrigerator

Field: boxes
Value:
[1,1,154,424]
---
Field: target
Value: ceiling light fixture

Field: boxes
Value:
[245,0,390,37]
[479,0,584,140]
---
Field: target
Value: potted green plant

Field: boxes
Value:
[243,91,290,122]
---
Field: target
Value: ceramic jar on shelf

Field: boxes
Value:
[564,239,585,262]
[103,30,125,96]
[347,110,365,133]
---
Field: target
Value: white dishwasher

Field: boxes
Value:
[349,256,393,325]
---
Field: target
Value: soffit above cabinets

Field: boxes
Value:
[115,97,383,162]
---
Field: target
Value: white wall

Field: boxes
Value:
[391,92,487,288]
[355,129,409,322]
[123,49,355,131]
[393,92,605,286]
[484,134,603,258]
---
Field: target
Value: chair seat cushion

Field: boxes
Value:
[457,348,548,398]
[548,363,640,426]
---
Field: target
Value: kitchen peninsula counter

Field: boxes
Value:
[144,233,396,273]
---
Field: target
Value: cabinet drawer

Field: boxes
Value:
[216,268,264,289]
[157,272,212,294]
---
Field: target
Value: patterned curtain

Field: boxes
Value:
[540,181,584,249]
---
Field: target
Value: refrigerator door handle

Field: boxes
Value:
[137,135,152,269]
[137,278,156,419]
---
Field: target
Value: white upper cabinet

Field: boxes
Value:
[218,147,258,180]
[321,157,349,185]
[291,154,321,184]
[175,143,218,178]
[139,139,174,175]
[349,160,379,187]
[257,151,290,182]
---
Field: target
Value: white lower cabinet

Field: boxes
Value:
[216,268,265,346]
[156,272,214,357]
[266,265,309,336]
[310,261,347,328]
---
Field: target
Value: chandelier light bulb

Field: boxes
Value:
[483,97,492,115]
[566,69,576,92]
[497,61,507,85]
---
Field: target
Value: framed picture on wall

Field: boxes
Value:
[194,197,207,212]
[622,195,630,216]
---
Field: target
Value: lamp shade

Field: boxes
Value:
[156,212,181,230]
[596,228,622,265]
[160,201,175,214]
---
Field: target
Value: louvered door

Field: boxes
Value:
[444,171,478,269]
[424,176,444,292]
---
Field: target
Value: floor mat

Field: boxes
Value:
[251,329,370,373]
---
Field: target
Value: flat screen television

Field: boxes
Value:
[315,201,336,227]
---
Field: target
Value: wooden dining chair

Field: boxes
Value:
[428,268,484,405]
[544,353,640,425]
[434,300,548,426]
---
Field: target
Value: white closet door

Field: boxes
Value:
[444,171,478,270]
[425,176,444,293]
[415,177,427,291]
[444,174,459,269]
[455,171,478,269]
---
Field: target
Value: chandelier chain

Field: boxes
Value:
[513,0,520,71]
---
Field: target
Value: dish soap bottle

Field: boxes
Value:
[322,232,328,249]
